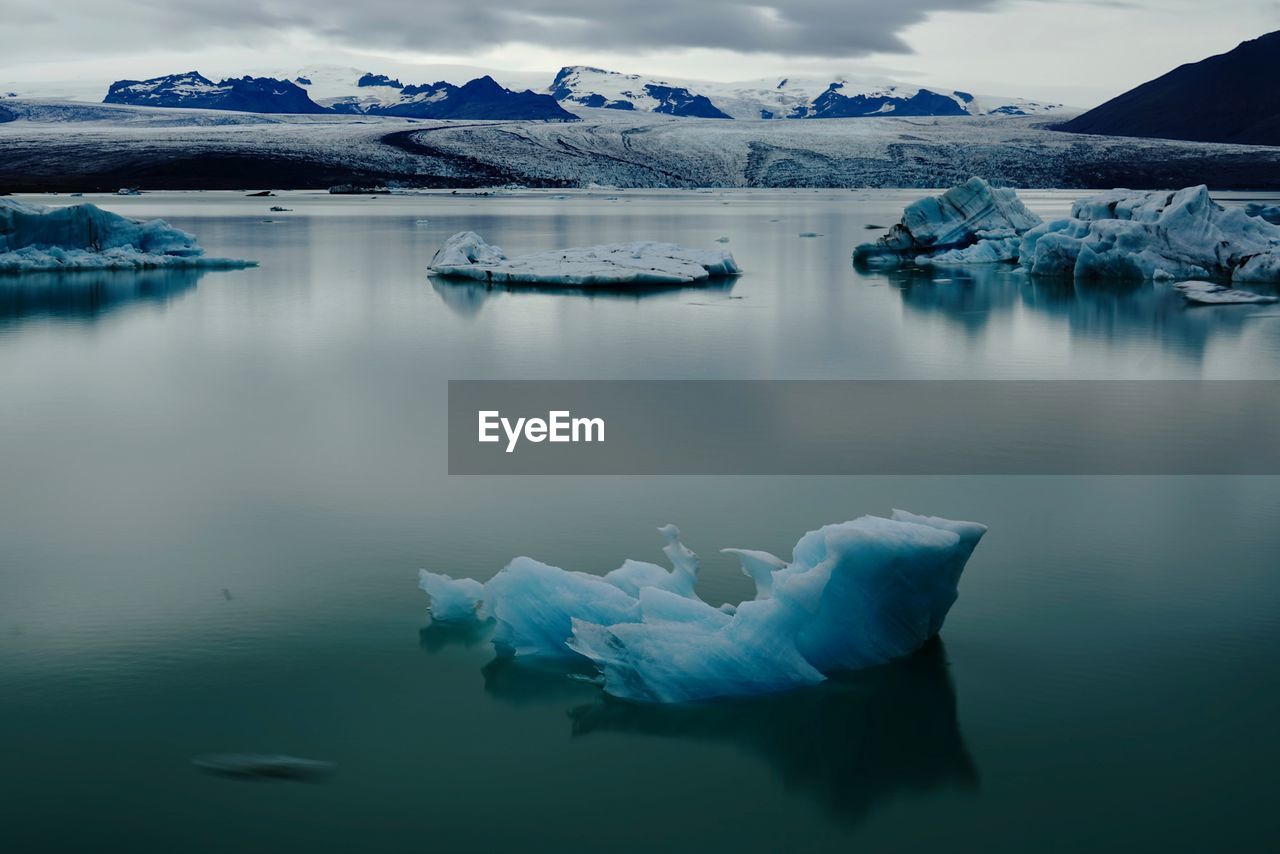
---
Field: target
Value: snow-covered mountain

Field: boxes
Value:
[104,73,328,114]
[330,75,574,120]
[288,66,573,120]
[102,69,574,121]
[550,67,732,118]
[93,64,1060,122]
[548,66,1065,120]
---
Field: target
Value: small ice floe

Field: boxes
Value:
[1175,281,1279,305]
[798,232,823,238]
[246,190,275,197]
[428,232,741,287]
[269,206,292,212]
[853,177,1042,267]
[0,199,255,272]
[192,754,336,782]
[419,510,987,703]
[1246,202,1280,225]
[115,187,142,196]
[715,236,730,243]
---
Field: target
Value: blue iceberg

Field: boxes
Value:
[0,198,254,272]
[419,510,987,703]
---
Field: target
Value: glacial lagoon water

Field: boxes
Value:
[2,189,1279,852]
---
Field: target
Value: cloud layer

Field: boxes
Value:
[6,0,1003,61]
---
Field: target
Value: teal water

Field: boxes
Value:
[2,190,1279,852]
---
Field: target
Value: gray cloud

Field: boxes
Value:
[5,0,1007,62]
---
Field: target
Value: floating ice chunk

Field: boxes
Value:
[1174,281,1278,305]
[1020,186,1280,283]
[853,177,1041,266]
[419,511,987,703]
[0,199,254,272]
[192,754,336,781]
[428,231,741,287]
[418,571,488,622]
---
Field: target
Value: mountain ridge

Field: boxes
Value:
[103,71,576,121]
[1058,31,1280,146]
[98,65,1065,122]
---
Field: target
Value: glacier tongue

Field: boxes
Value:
[418,511,987,703]
[429,231,741,286]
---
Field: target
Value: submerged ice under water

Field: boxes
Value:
[420,510,987,703]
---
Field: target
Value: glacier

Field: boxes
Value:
[855,180,1280,284]
[0,198,254,272]
[428,231,740,286]
[418,510,987,703]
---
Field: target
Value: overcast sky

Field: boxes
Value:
[3,0,1277,106]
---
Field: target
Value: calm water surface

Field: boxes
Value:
[2,190,1278,852]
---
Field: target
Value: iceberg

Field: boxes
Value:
[0,198,254,272]
[1174,280,1278,305]
[856,181,1280,283]
[418,510,987,703]
[1019,186,1280,283]
[428,231,741,287]
[852,177,1042,267]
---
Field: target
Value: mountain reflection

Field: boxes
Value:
[0,268,207,327]
[430,274,738,317]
